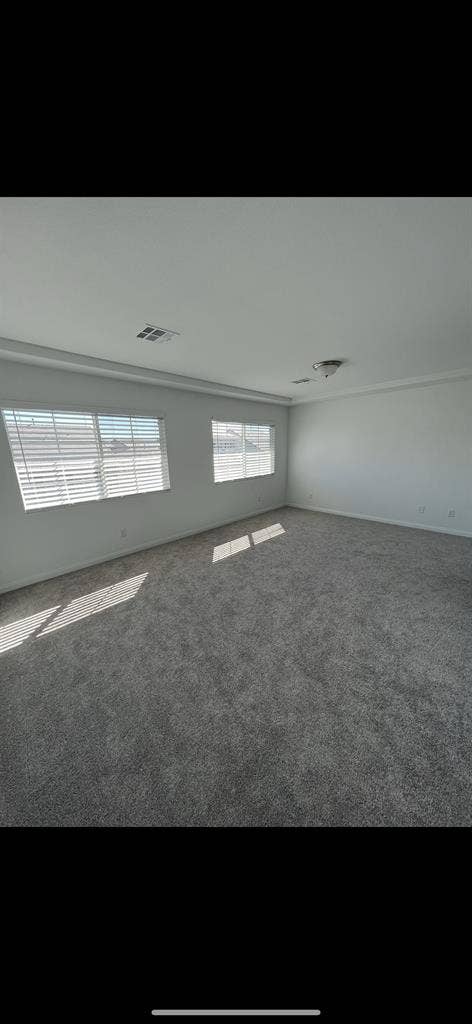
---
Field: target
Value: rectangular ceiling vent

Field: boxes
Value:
[136,323,180,343]
[291,377,312,384]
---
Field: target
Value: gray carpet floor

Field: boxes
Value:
[1,506,471,826]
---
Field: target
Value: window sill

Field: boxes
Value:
[212,472,275,485]
[22,486,172,514]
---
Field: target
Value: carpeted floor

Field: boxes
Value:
[1,506,471,827]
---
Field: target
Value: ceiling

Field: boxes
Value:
[0,196,470,402]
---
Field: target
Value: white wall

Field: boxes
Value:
[287,379,472,537]
[0,360,288,592]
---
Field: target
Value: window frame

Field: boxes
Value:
[210,416,276,485]
[1,400,172,513]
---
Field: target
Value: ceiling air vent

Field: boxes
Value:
[292,378,313,384]
[136,324,180,343]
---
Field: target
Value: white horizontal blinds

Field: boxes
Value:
[212,421,244,482]
[244,423,274,478]
[212,420,274,482]
[2,409,100,510]
[97,414,170,498]
[2,408,169,511]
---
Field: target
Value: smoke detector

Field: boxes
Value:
[136,323,180,343]
[312,360,342,378]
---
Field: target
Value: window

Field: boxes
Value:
[2,408,170,511]
[211,420,275,483]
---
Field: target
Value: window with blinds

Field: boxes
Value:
[2,408,170,511]
[211,420,275,483]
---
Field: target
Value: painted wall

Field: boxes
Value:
[0,360,288,592]
[287,379,472,537]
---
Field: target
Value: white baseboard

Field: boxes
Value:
[286,502,472,539]
[0,503,284,595]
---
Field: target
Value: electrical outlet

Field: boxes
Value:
[448,509,456,518]
[417,505,426,514]
[308,492,313,501]
[257,495,262,504]
[120,528,128,538]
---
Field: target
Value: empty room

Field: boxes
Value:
[0,196,470,827]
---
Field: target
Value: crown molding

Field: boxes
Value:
[291,367,472,404]
[2,336,469,408]
[0,337,292,406]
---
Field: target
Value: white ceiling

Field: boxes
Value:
[0,196,470,402]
